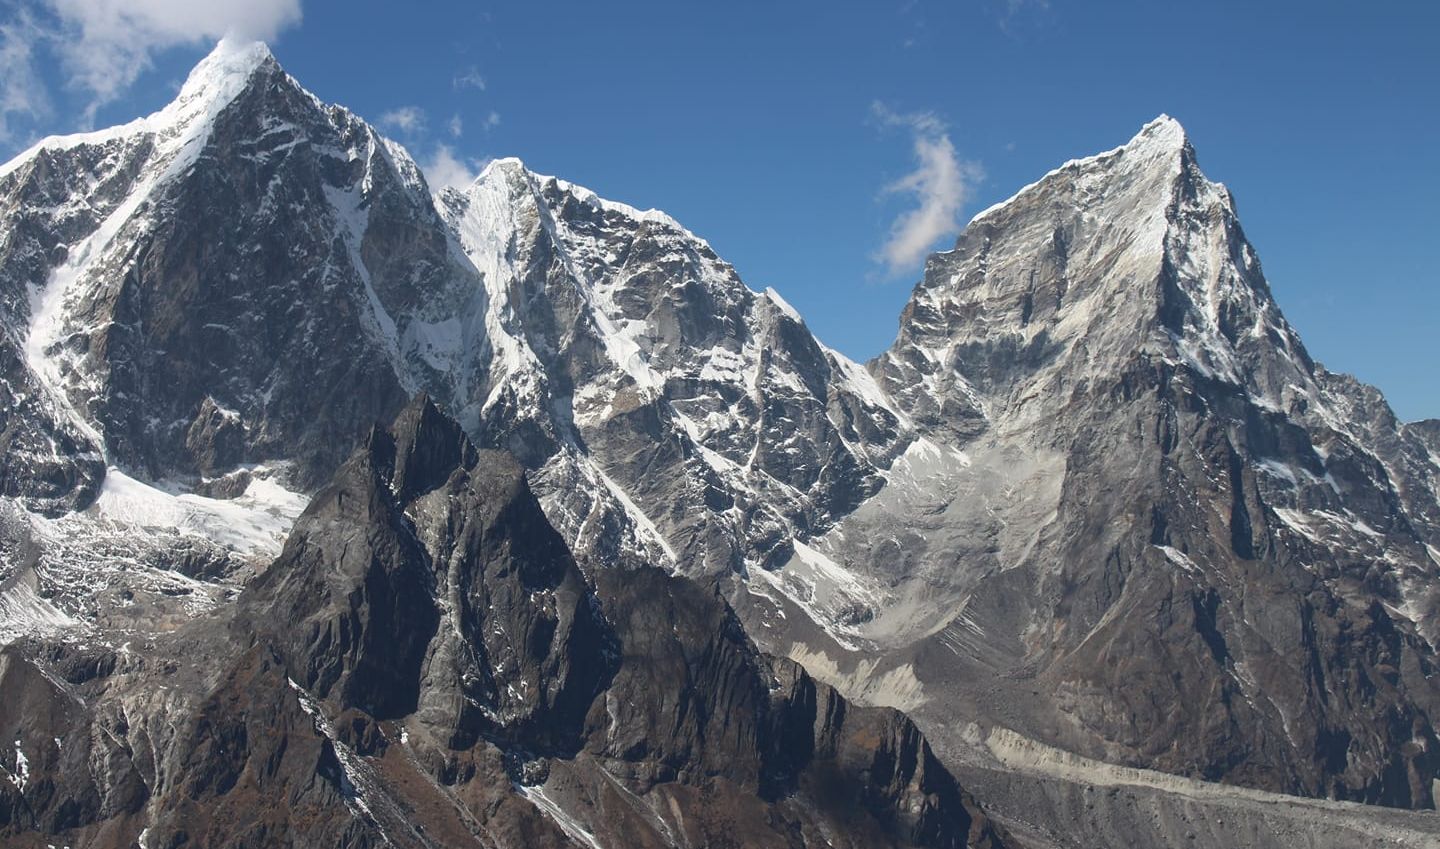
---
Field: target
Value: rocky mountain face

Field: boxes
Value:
[0,395,1008,849]
[0,43,464,505]
[438,157,907,576]
[758,116,1440,811]
[1,39,1438,849]
[0,38,905,575]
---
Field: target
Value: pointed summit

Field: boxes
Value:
[1113,113,1193,178]
[153,39,285,143]
[0,40,284,180]
[877,112,1310,433]
[171,39,278,110]
[965,115,1190,230]
[188,39,277,82]
[479,155,529,177]
[1134,113,1189,148]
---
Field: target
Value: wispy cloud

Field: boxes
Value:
[1004,0,1050,11]
[871,102,982,276]
[32,0,303,124]
[421,144,487,192]
[453,66,486,91]
[389,107,495,192]
[0,9,51,143]
[378,105,426,135]
[897,0,927,50]
[996,0,1053,37]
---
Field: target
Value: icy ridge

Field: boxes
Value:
[966,114,1187,226]
[0,39,274,181]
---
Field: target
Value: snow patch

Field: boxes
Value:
[94,467,306,557]
[590,464,675,562]
[1156,545,1199,574]
[8,740,28,791]
[0,582,84,647]
[517,783,604,849]
[750,540,882,650]
[764,287,803,323]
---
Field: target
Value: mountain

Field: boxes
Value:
[439,155,907,575]
[745,115,1440,810]
[1,39,1439,849]
[0,38,905,578]
[0,42,445,502]
[0,395,1008,848]
[0,41,1001,849]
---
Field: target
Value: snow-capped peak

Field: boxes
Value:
[176,39,276,100]
[877,111,1309,442]
[165,39,277,123]
[1136,113,1188,146]
[470,156,692,235]
[0,40,278,181]
[966,114,1188,227]
[478,156,528,178]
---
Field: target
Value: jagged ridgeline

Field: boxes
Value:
[1,39,1438,849]
[2,394,1008,847]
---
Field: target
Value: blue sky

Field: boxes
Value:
[2,1,1436,419]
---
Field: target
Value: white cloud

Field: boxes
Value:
[997,0,1053,36]
[448,113,462,138]
[872,102,982,276]
[421,144,486,192]
[483,110,501,131]
[40,0,303,122]
[453,66,486,91]
[378,105,426,135]
[0,10,51,142]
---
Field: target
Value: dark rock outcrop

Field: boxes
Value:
[1,397,1008,848]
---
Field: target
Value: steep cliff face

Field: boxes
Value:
[756,116,1440,810]
[242,396,614,753]
[0,42,477,499]
[440,159,907,575]
[3,37,1439,848]
[0,397,1008,849]
[0,38,908,605]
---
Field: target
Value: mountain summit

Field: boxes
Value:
[876,112,1308,432]
[2,45,1439,849]
[793,108,1440,811]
